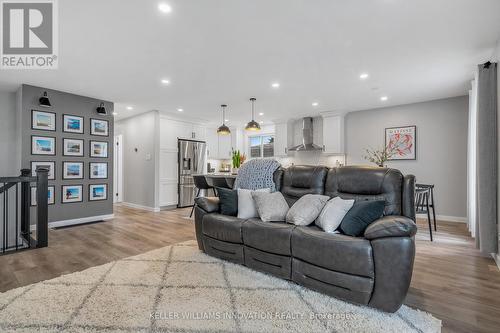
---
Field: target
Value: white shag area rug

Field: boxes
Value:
[0,240,441,333]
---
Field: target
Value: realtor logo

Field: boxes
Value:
[1,0,58,69]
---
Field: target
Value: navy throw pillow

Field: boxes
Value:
[339,200,385,237]
[217,187,238,216]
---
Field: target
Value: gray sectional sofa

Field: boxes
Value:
[194,165,417,313]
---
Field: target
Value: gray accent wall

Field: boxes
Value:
[0,91,19,176]
[19,84,114,223]
[114,111,158,209]
[345,96,469,219]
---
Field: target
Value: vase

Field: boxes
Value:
[232,167,239,175]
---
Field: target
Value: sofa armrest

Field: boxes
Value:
[194,197,220,213]
[364,216,417,240]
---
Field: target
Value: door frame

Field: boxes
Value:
[113,134,123,203]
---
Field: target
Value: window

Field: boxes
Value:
[249,135,274,158]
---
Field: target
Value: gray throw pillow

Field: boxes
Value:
[251,191,289,222]
[286,194,330,226]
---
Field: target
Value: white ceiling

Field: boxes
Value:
[1,0,500,125]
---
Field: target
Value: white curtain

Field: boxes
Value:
[467,74,478,238]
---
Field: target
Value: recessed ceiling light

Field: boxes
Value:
[112,112,118,116]
[312,102,319,107]
[259,112,264,116]
[158,3,172,13]
[177,108,183,112]
[161,79,170,84]
[380,96,388,101]
[359,73,369,80]
[271,82,280,88]
[126,106,133,110]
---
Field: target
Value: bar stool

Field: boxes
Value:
[415,184,436,241]
[211,177,233,196]
[190,175,215,218]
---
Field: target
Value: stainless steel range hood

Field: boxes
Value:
[288,117,323,151]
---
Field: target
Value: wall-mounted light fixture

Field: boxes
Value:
[96,102,107,115]
[39,92,51,107]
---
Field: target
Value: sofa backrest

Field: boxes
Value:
[280,165,328,206]
[325,166,407,217]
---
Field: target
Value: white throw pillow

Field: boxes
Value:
[315,197,355,233]
[286,194,330,226]
[237,188,271,219]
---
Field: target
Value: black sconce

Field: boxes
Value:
[39,91,51,107]
[96,102,107,115]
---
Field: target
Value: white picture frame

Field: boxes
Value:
[31,136,56,155]
[89,162,108,179]
[63,162,84,179]
[90,141,108,158]
[90,118,109,136]
[31,161,55,180]
[89,184,107,201]
[32,110,56,131]
[61,185,83,203]
[63,114,84,134]
[385,126,417,160]
[31,186,55,206]
[63,138,84,156]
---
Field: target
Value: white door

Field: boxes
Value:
[113,135,123,203]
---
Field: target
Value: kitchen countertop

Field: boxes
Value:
[194,173,238,178]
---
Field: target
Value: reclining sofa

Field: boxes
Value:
[194,165,417,312]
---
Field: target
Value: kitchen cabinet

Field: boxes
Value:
[218,134,232,159]
[322,114,345,154]
[274,121,292,156]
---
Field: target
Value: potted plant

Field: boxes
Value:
[363,144,397,167]
[231,150,246,174]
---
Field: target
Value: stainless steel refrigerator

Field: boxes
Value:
[178,139,207,208]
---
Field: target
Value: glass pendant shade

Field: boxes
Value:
[245,97,261,131]
[217,104,231,135]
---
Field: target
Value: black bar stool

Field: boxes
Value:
[190,176,215,218]
[211,177,233,195]
[415,184,436,241]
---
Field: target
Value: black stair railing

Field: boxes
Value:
[0,168,49,254]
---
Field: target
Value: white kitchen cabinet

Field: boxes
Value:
[192,124,206,141]
[205,127,219,159]
[274,121,291,156]
[218,134,232,159]
[322,114,345,154]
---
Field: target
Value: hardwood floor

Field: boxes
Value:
[0,204,499,332]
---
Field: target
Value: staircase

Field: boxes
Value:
[0,168,49,254]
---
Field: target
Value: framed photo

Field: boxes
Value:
[31,161,55,180]
[63,138,84,156]
[62,162,84,179]
[90,118,109,136]
[385,126,417,160]
[31,186,55,206]
[90,141,108,158]
[32,110,56,131]
[89,184,107,201]
[62,185,83,203]
[63,114,84,134]
[89,162,108,179]
[32,136,56,155]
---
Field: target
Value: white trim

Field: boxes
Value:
[416,214,467,223]
[31,214,116,229]
[121,202,161,212]
[493,254,500,270]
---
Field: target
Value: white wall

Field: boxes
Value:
[0,91,19,176]
[115,111,158,209]
[345,96,469,220]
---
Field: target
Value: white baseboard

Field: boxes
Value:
[120,202,161,212]
[416,214,467,223]
[30,214,115,230]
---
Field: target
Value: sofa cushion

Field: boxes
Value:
[194,197,220,213]
[324,167,403,216]
[217,187,238,216]
[242,218,295,255]
[202,214,245,243]
[291,226,374,278]
[237,188,271,219]
[280,165,328,206]
[252,191,289,222]
[315,197,354,233]
[286,194,330,226]
[339,200,385,237]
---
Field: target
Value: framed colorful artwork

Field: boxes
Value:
[31,136,56,155]
[61,185,83,203]
[62,162,84,179]
[90,141,108,158]
[32,110,56,131]
[31,161,56,180]
[385,126,417,160]
[63,114,84,134]
[89,162,108,179]
[31,186,55,206]
[63,138,84,156]
[90,118,109,136]
[89,184,107,201]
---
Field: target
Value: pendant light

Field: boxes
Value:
[217,104,231,135]
[245,97,261,131]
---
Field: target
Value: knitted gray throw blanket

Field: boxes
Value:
[234,158,281,192]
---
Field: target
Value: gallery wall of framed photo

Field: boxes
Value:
[20,84,114,224]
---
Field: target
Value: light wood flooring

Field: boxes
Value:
[0,204,499,333]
